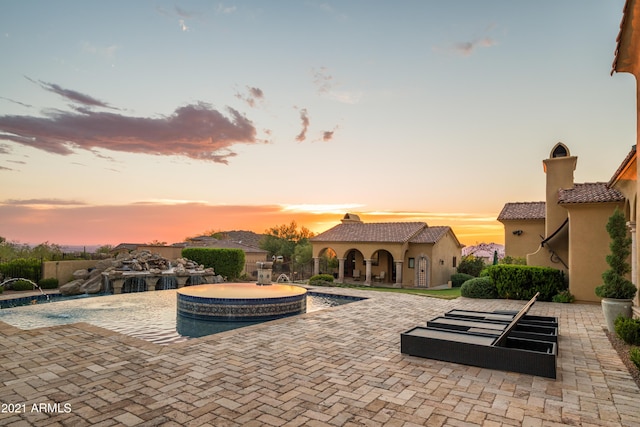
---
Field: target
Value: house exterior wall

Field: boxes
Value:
[500,219,545,259]
[403,245,434,287]
[565,202,625,302]
[312,239,461,288]
[429,231,462,287]
[612,1,640,310]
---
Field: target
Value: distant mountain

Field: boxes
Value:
[462,243,505,261]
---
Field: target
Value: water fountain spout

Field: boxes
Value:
[0,278,50,302]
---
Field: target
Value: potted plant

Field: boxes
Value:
[595,208,637,332]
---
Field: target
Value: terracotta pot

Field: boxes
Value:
[601,297,633,332]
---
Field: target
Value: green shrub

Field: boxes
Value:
[460,277,498,299]
[0,258,42,283]
[614,316,640,345]
[38,277,59,289]
[485,264,566,301]
[10,279,36,291]
[451,273,474,287]
[552,290,575,303]
[181,248,245,280]
[0,286,3,294]
[630,347,640,370]
[457,255,486,277]
[308,274,334,286]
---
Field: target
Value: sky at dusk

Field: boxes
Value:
[0,1,636,248]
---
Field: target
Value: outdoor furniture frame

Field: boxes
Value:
[401,293,558,378]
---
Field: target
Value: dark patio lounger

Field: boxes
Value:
[426,316,558,343]
[401,292,558,378]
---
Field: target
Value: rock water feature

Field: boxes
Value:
[59,250,219,296]
[177,262,308,321]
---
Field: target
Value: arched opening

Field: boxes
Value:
[318,248,338,276]
[371,249,394,284]
[345,249,364,280]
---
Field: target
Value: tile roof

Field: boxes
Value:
[558,182,625,204]
[608,145,636,186]
[311,222,427,243]
[497,202,546,221]
[611,0,634,75]
[409,226,451,244]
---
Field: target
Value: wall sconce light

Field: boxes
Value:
[513,230,523,236]
[439,259,444,265]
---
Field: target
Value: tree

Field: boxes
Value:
[31,242,63,260]
[95,245,113,257]
[293,241,313,269]
[259,221,314,263]
[146,240,167,246]
[595,208,637,299]
[457,255,486,277]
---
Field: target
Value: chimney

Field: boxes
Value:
[542,142,576,237]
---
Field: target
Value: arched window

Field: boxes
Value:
[551,143,569,158]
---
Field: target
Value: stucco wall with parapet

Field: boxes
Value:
[566,202,625,303]
[501,219,545,259]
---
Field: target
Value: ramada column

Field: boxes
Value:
[313,257,320,276]
[395,260,403,286]
[338,258,345,283]
[365,259,372,285]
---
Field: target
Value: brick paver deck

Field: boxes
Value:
[1,288,639,426]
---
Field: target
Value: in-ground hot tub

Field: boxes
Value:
[176,283,308,321]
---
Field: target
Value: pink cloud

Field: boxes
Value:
[295,108,309,142]
[235,86,265,108]
[0,101,257,164]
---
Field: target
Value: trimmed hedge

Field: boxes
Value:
[631,347,640,370]
[460,277,498,299]
[308,274,334,286]
[38,278,59,289]
[10,279,36,291]
[615,316,640,346]
[181,248,245,280]
[451,273,474,288]
[484,264,566,301]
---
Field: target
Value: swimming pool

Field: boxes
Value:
[0,289,363,345]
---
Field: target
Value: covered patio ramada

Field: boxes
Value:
[310,213,464,288]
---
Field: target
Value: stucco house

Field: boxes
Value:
[612,0,640,313]
[499,143,632,303]
[310,213,463,288]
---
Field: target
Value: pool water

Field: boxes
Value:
[0,289,362,345]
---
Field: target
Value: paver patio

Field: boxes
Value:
[1,287,639,426]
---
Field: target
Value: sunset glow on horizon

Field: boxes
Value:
[0,201,503,247]
[0,1,634,250]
